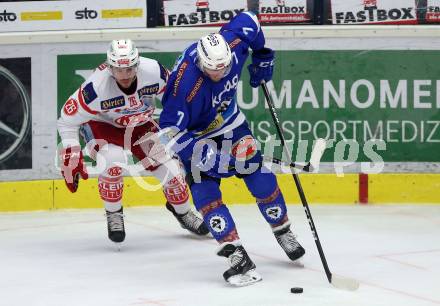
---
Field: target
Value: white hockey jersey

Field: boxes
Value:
[57,57,168,147]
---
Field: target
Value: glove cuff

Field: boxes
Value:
[252,47,275,59]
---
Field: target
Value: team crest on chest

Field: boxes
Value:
[128,96,140,108]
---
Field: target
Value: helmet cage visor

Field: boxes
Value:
[200,60,232,79]
[110,63,138,80]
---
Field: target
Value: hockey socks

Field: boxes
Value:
[244,169,305,261]
[191,177,238,241]
[199,200,238,241]
[243,170,289,227]
[99,166,126,244]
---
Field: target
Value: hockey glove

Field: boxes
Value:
[247,47,275,88]
[134,132,173,169]
[145,141,172,168]
[60,146,88,193]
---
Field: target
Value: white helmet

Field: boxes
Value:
[106,39,139,68]
[196,33,232,72]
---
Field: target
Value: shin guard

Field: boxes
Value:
[244,170,289,227]
[200,200,238,242]
[163,174,190,206]
[99,166,124,212]
[191,178,238,242]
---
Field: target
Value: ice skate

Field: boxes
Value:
[106,207,126,244]
[166,202,209,236]
[274,223,305,262]
[217,243,262,287]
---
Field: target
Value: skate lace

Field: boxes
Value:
[107,212,124,231]
[228,248,244,269]
[276,231,300,253]
[181,211,203,231]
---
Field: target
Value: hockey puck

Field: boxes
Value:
[290,287,303,294]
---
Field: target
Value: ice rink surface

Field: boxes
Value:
[0,204,439,306]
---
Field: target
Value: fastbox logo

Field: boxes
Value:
[334,6,415,24]
[166,0,245,26]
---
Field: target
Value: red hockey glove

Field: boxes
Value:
[60,146,88,193]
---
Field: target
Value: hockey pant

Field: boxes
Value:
[187,122,290,242]
[80,121,191,214]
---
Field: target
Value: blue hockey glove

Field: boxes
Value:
[247,47,275,88]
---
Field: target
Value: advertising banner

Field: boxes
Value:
[331,0,418,25]
[0,0,146,32]
[259,0,309,23]
[163,0,247,26]
[0,58,32,170]
[426,0,440,22]
[58,50,440,165]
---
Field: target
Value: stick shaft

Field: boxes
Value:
[261,81,333,283]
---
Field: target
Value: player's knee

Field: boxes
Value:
[96,144,127,174]
[190,177,221,211]
[243,170,277,199]
[231,135,262,177]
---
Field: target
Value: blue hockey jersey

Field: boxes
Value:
[159,11,266,161]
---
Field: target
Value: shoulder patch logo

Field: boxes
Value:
[101,96,125,110]
[82,82,98,104]
[63,98,79,116]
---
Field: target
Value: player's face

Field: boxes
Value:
[110,65,138,88]
[203,64,231,82]
[204,68,225,82]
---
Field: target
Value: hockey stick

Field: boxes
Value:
[261,81,359,291]
[263,146,325,173]
[263,156,311,172]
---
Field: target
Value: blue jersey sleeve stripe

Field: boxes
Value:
[243,11,261,33]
